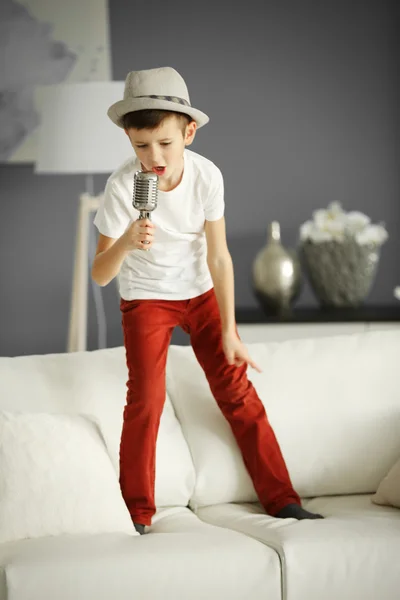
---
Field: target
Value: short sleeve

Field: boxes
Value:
[204,167,225,221]
[93,178,132,239]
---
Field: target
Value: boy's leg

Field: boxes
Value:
[184,289,304,517]
[119,298,181,527]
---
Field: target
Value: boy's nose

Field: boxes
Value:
[148,149,163,166]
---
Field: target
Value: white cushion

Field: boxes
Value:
[166,330,400,506]
[197,495,400,600]
[0,411,135,543]
[372,455,400,508]
[0,347,195,508]
[0,508,281,600]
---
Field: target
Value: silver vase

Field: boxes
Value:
[252,221,302,315]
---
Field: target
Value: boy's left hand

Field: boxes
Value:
[222,332,262,373]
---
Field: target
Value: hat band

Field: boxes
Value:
[136,94,190,107]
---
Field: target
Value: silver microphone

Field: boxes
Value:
[132,171,159,220]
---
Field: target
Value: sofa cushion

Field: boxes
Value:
[372,455,400,508]
[166,330,400,506]
[197,495,400,600]
[0,347,195,508]
[0,508,281,600]
[0,411,135,543]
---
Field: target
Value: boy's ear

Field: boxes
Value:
[184,121,197,146]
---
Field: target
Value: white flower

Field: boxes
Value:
[324,219,346,239]
[313,202,344,226]
[326,201,345,218]
[299,202,388,246]
[346,211,371,232]
[309,229,335,242]
[394,287,400,301]
[355,224,388,246]
[299,220,312,241]
[300,220,336,242]
[309,202,346,241]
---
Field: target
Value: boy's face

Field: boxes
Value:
[125,115,196,182]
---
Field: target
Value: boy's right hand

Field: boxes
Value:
[121,218,155,251]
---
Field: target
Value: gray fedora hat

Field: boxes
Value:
[107,66,209,129]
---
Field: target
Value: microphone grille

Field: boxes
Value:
[132,171,158,212]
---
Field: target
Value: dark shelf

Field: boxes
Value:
[235,305,400,324]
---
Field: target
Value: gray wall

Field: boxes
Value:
[1,0,399,357]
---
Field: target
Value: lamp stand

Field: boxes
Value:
[67,175,105,353]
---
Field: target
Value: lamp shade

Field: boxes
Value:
[35,82,134,174]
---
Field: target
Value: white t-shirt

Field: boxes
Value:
[93,148,225,300]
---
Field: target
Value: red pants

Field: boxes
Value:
[120,288,300,526]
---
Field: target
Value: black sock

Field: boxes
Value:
[133,522,146,535]
[275,503,324,520]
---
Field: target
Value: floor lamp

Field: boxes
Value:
[35,82,133,352]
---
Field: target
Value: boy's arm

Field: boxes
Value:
[205,217,236,335]
[205,217,261,372]
[92,218,155,286]
[91,233,129,287]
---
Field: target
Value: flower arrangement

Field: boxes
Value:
[300,202,388,247]
[298,202,389,307]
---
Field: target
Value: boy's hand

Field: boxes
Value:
[122,218,155,251]
[222,331,262,373]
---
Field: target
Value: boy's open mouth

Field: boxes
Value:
[152,166,166,175]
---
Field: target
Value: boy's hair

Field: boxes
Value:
[122,109,193,135]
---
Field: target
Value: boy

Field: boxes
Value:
[92,67,322,534]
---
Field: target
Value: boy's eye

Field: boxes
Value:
[135,142,171,148]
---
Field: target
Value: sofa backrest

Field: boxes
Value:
[0,347,195,508]
[166,329,400,507]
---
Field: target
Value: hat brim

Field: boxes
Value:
[107,97,209,129]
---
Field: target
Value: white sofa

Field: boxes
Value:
[0,329,399,600]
